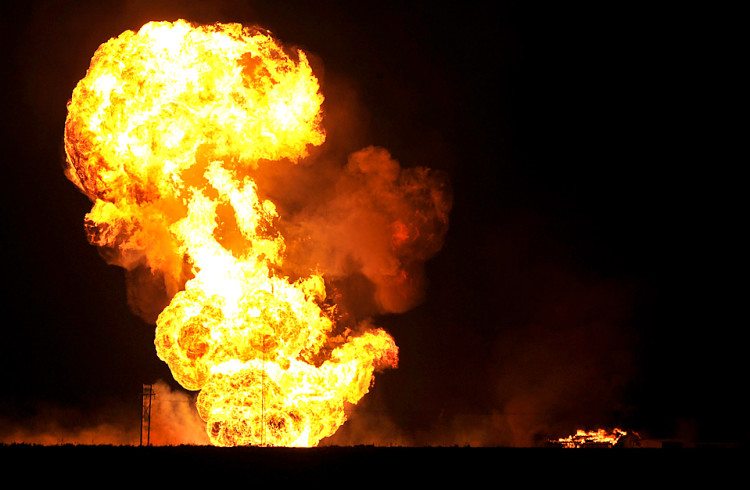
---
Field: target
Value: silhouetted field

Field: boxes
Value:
[1,444,744,482]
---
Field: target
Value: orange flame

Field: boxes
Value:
[64,20,400,447]
[556,428,627,448]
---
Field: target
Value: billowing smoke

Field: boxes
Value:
[0,381,206,446]
[124,146,451,328]
[64,20,450,445]
[324,213,633,447]
[146,381,208,445]
[279,146,451,317]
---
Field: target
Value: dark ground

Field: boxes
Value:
[1,444,746,483]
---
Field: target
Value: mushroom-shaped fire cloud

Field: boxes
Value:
[64,20,449,447]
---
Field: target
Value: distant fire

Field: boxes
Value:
[64,20,449,446]
[554,428,628,448]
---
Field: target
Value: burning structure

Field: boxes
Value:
[548,428,639,448]
[64,20,450,447]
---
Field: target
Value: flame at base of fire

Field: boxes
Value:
[193,331,397,447]
[64,20,408,447]
[554,428,628,448]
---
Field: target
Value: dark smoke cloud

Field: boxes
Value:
[125,267,171,324]
[321,391,411,447]
[279,146,451,317]
[323,212,634,447]
[485,276,634,446]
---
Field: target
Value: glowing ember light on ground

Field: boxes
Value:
[63,19,451,447]
[555,428,628,448]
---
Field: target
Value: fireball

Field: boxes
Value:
[64,20,401,447]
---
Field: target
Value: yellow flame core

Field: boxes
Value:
[556,428,626,448]
[64,20,398,447]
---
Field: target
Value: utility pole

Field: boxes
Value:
[140,384,155,446]
[261,334,265,447]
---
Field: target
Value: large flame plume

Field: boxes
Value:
[64,20,449,446]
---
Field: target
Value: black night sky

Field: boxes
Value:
[0,1,743,446]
